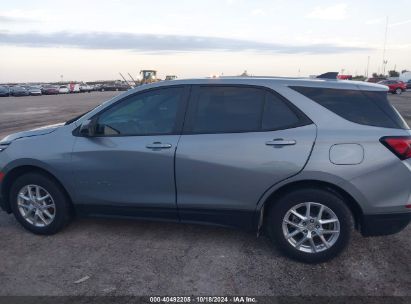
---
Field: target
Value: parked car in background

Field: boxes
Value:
[41,85,60,95]
[378,80,407,94]
[165,75,178,81]
[0,86,10,97]
[99,83,129,91]
[69,83,80,93]
[406,80,411,89]
[365,77,386,83]
[337,75,352,80]
[59,86,70,94]
[0,78,409,263]
[80,83,93,93]
[24,86,42,96]
[10,86,30,97]
[93,84,103,91]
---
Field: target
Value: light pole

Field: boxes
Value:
[382,16,389,76]
[366,56,370,77]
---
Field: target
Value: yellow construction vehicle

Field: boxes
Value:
[140,70,158,85]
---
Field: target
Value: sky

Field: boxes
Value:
[0,0,410,83]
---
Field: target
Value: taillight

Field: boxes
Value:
[380,136,411,160]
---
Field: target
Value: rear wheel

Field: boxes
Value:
[10,173,72,235]
[266,188,353,263]
[395,88,403,95]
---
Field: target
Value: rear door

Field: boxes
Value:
[175,85,316,229]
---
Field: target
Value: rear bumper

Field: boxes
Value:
[361,212,411,236]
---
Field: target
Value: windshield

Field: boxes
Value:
[65,104,102,125]
[65,110,91,125]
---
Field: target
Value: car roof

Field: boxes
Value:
[139,77,388,92]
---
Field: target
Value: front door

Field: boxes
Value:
[71,86,189,220]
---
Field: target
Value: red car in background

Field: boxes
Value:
[41,85,60,95]
[378,80,407,94]
[337,74,352,80]
[366,77,386,83]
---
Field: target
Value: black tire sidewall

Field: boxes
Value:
[10,173,71,235]
[267,188,353,263]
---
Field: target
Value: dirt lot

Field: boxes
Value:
[0,92,119,139]
[0,91,410,296]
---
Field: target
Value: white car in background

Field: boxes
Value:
[80,83,93,93]
[59,85,69,94]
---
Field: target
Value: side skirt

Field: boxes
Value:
[74,204,258,232]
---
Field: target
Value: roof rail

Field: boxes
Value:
[316,72,339,79]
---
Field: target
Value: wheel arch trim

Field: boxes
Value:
[255,172,368,234]
[1,160,74,213]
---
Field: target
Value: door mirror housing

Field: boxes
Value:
[79,119,97,137]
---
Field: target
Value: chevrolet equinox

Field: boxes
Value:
[0,77,410,263]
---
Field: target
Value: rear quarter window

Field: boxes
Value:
[290,86,408,129]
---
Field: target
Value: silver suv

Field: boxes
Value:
[0,78,410,263]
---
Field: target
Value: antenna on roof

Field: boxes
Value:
[316,72,339,79]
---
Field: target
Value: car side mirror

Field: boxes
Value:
[79,119,97,137]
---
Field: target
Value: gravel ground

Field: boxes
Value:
[0,90,410,296]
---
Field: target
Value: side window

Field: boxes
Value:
[262,92,301,130]
[96,87,184,136]
[290,86,408,129]
[189,86,265,133]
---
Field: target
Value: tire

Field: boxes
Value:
[266,188,353,263]
[395,88,402,95]
[10,173,72,235]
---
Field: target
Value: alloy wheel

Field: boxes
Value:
[17,184,56,227]
[282,202,340,253]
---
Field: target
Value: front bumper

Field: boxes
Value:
[361,212,411,236]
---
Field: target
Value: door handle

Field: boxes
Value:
[266,139,297,146]
[146,142,173,150]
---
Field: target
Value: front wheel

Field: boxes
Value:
[266,188,353,263]
[10,173,72,235]
[395,88,403,95]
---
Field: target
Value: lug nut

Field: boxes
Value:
[303,230,308,233]
[302,222,307,226]
[310,219,314,223]
[316,225,320,229]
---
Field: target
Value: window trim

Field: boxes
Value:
[182,84,312,135]
[74,85,191,137]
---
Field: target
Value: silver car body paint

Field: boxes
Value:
[0,77,410,232]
